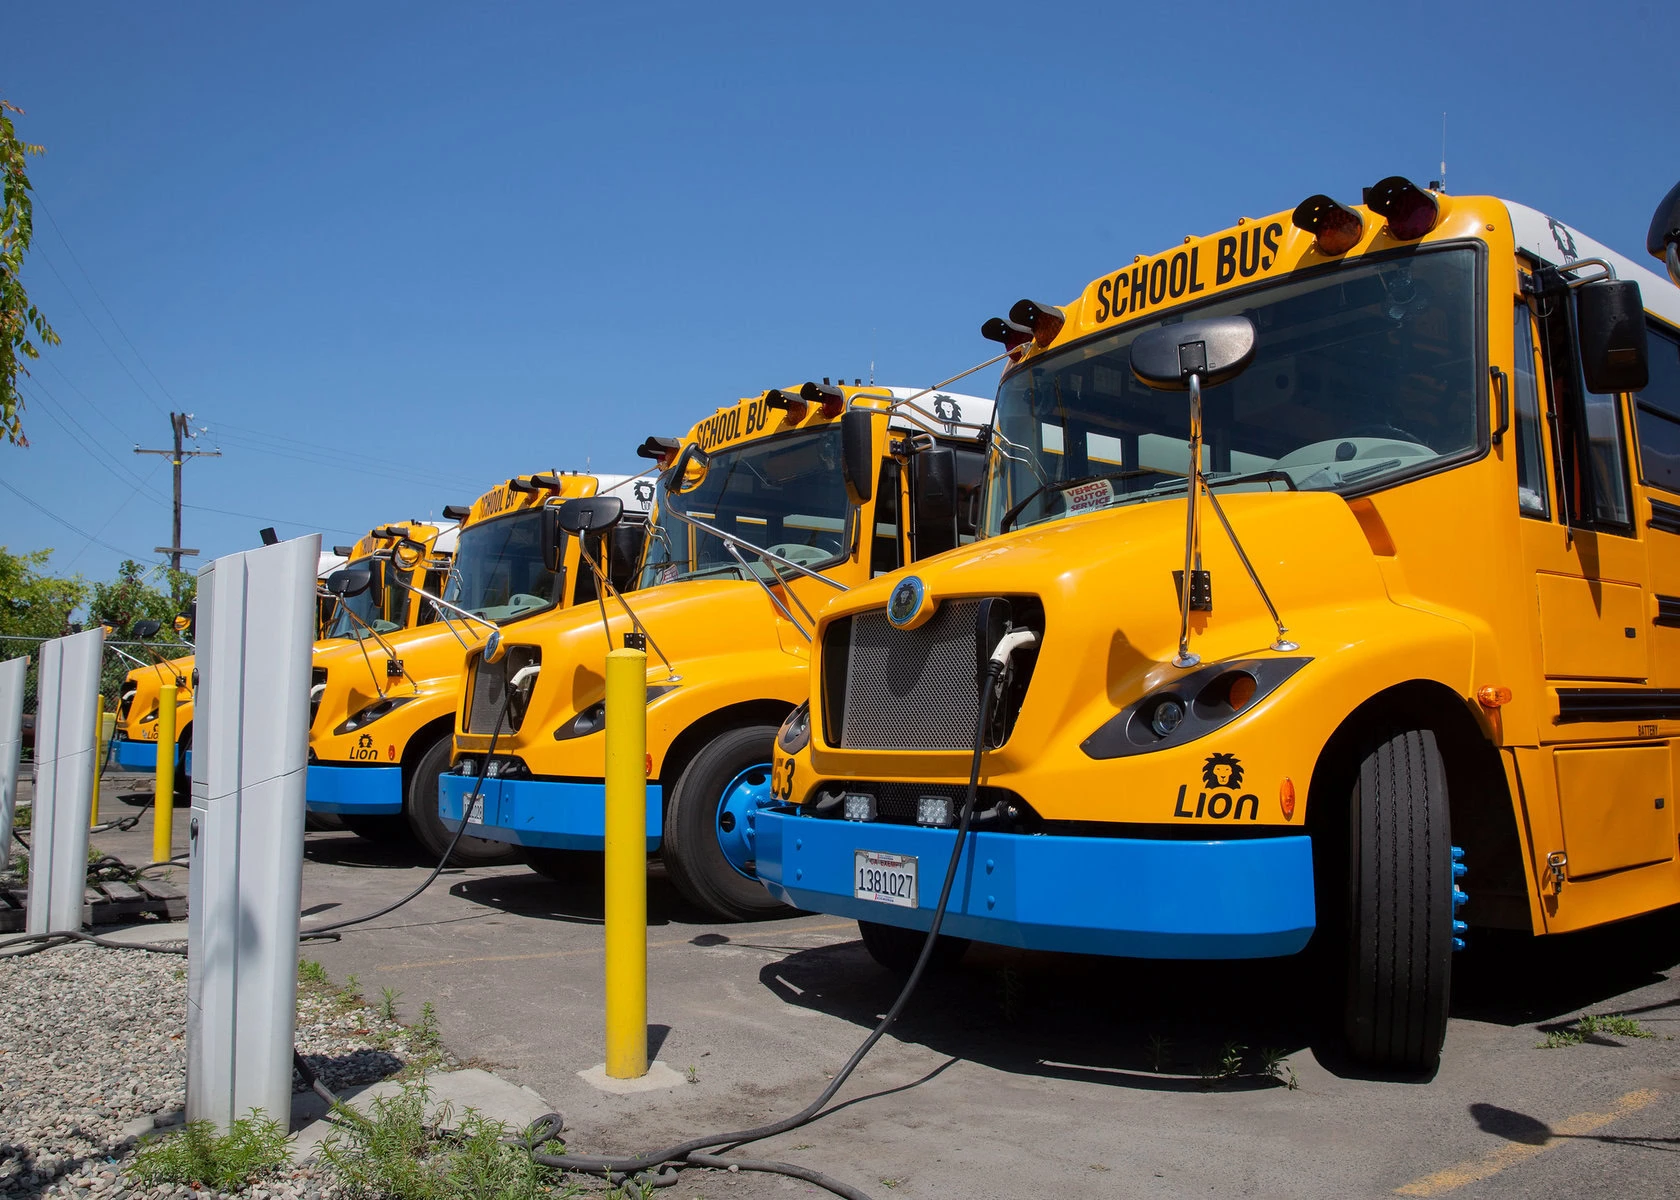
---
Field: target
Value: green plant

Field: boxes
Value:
[1540,1013,1656,1047]
[685,1064,698,1084]
[319,1080,570,1200]
[1218,1040,1246,1079]
[298,959,330,987]
[129,1110,290,1190]
[337,973,365,1011]
[1147,1033,1172,1073]
[416,1001,441,1050]
[1258,1046,1298,1088]
[379,986,403,1022]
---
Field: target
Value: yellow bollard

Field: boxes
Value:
[154,684,177,865]
[91,694,104,828]
[603,641,648,1079]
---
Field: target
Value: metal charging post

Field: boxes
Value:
[154,683,177,863]
[26,628,104,935]
[603,635,648,1079]
[186,535,318,1130]
[0,656,25,862]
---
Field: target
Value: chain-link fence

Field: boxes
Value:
[0,635,192,732]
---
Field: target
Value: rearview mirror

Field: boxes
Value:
[609,523,647,593]
[557,495,624,535]
[325,567,372,597]
[840,409,874,505]
[1129,316,1258,391]
[540,506,566,574]
[1576,279,1649,395]
[1647,180,1680,287]
[911,448,958,559]
[132,619,162,639]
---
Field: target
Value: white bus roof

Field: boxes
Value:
[882,387,994,440]
[1506,201,1680,328]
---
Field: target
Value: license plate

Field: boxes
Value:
[464,792,485,823]
[854,850,917,908]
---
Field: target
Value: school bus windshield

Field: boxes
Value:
[640,426,851,587]
[987,247,1482,534]
[326,556,409,638]
[443,509,557,623]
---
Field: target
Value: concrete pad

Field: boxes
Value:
[290,1067,557,1159]
[94,921,188,948]
[577,1059,687,1095]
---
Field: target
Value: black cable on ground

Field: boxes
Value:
[527,656,1011,1200]
[0,928,187,957]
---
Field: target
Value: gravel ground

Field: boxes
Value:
[0,939,450,1199]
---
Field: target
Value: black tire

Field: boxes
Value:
[857,920,971,975]
[406,734,518,867]
[661,724,788,921]
[173,726,193,806]
[523,847,604,884]
[1342,726,1453,1072]
[343,814,409,842]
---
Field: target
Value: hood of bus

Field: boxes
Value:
[310,619,485,736]
[813,490,1399,748]
[117,654,195,736]
[459,575,816,754]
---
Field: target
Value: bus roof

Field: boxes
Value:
[1506,200,1680,327]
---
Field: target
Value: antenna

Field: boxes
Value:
[1439,112,1447,194]
[870,328,876,386]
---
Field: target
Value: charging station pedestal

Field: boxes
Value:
[186,535,318,1130]
[0,655,28,868]
[26,628,104,935]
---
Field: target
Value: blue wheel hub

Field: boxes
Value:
[715,762,775,879]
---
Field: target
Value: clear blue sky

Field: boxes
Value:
[4,0,1676,586]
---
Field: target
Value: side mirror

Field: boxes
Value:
[392,537,427,571]
[259,527,279,546]
[664,443,709,496]
[132,619,163,639]
[367,559,386,610]
[325,567,372,597]
[1646,180,1680,287]
[609,523,646,593]
[174,613,191,633]
[1576,278,1649,395]
[840,409,875,505]
[540,506,566,574]
[557,496,624,535]
[1129,316,1257,390]
[911,447,959,559]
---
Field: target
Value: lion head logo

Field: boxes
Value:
[1202,752,1243,789]
[358,733,374,749]
[931,394,962,422]
[1547,216,1578,263]
[633,480,655,504]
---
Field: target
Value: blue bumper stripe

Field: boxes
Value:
[439,773,663,851]
[306,764,404,815]
[110,738,192,774]
[756,810,1315,960]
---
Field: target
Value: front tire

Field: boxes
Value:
[858,920,970,975]
[1343,726,1453,1072]
[661,724,788,921]
[406,735,517,867]
[523,846,603,885]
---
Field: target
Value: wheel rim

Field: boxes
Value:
[714,762,774,879]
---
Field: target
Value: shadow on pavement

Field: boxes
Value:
[304,831,433,871]
[447,862,817,930]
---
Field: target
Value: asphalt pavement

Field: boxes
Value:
[74,774,1680,1199]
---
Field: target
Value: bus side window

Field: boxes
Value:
[417,568,448,625]
[1537,284,1634,531]
[871,460,902,576]
[1513,306,1549,518]
[1632,322,1680,494]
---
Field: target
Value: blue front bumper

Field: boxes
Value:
[306,763,404,815]
[439,773,664,851]
[110,738,192,774]
[756,810,1316,959]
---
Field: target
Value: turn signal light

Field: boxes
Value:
[1008,299,1066,348]
[1365,176,1440,240]
[1476,685,1512,709]
[1280,777,1296,821]
[1291,194,1364,256]
[763,388,809,421]
[800,381,846,419]
[981,316,1034,354]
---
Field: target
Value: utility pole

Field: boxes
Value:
[135,412,221,573]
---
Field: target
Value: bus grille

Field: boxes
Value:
[309,668,327,728]
[465,646,539,734]
[832,600,982,750]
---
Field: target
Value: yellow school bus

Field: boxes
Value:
[442,382,992,918]
[307,474,649,862]
[108,528,422,783]
[760,178,1680,1070]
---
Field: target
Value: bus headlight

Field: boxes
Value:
[777,701,811,755]
[334,695,414,735]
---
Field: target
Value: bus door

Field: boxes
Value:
[1631,319,1680,693]
[1517,282,1673,918]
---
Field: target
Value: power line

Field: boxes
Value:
[62,462,167,571]
[36,199,180,410]
[19,378,169,497]
[135,412,221,572]
[0,476,154,562]
[208,419,491,488]
[180,501,361,537]
[30,242,171,419]
[38,353,144,445]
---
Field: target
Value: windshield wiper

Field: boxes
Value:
[998,469,1162,532]
[1118,468,1299,505]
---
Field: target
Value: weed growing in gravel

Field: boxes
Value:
[319,1081,635,1200]
[416,1001,442,1049]
[130,1110,291,1190]
[1539,1012,1657,1047]
[299,959,330,987]
[379,985,403,1021]
[1147,1033,1172,1073]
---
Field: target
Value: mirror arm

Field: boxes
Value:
[1555,257,1616,288]
[756,548,819,630]
[575,537,680,680]
[657,499,848,592]
[724,541,810,641]
[332,603,421,696]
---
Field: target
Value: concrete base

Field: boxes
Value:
[577,1059,687,1095]
[291,1068,557,1159]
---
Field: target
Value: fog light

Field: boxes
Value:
[842,792,877,822]
[915,795,954,827]
[1150,697,1186,737]
[456,757,481,777]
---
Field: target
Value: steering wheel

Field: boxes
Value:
[1345,422,1427,446]
[765,543,830,566]
[506,593,547,609]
